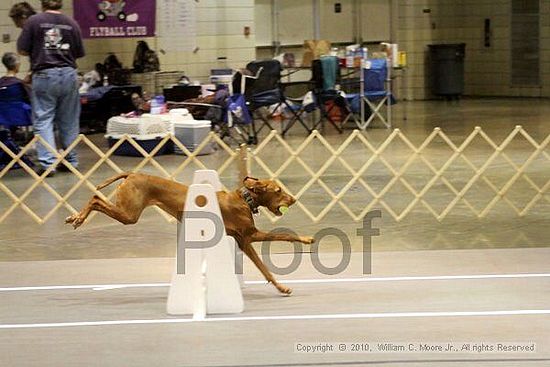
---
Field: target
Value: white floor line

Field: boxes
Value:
[1,273,549,293]
[1,309,549,330]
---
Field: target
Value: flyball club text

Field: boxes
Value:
[89,26,148,37]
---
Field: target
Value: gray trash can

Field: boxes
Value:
[428,43,466,98]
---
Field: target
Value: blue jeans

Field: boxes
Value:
[31,67,80,169]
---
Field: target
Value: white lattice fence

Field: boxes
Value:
[0,132,239,224]
[250,126,549,223]
[0,126,548,225]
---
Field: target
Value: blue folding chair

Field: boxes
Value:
[0,83,32,129]
[346,58,394,129]
[0,83,34,170]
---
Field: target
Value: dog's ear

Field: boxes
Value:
[243,177,256,190]
[244,177,266,193]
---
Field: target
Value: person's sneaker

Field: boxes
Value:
[36,166,56,177]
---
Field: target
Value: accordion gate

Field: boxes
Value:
[0,126,548,225]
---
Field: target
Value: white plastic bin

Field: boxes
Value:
[173,120,213,155]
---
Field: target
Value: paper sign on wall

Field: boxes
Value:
[73,0,156,38]
[157,0,197,52]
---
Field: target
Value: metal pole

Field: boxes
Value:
[387,58,392,128]
[390,0,399,43]
[237,143,249,181]
[272,0,280,56]
[313,0,321,39]
[360,62,365,127]
[353,0,362,44]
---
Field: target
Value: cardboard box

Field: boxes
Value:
[302,40,331,67]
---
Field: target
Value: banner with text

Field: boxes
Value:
[73,0,156,38]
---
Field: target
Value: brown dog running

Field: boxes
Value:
[65,172,314,295]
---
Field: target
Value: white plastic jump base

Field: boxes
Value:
[166,170,244,317]
[191,170,223,191]
[192,170,244,288]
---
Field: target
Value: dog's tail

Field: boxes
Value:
[96,172,131,190]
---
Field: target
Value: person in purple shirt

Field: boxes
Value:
[17,0,85,177]
[9,2,37,85]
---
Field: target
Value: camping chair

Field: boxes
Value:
[310,56,356,133]
[280,83,316,137]
[0,83,34,170]
[241,60,311,143]
[349,58,393,129]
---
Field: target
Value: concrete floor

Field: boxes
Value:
[1,249,549,366]
[0,98,549,366]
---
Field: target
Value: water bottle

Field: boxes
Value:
[150,95,165,115]
[346,50,354,68]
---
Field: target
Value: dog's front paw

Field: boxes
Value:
[276,284,292,296]
[66,214,84,229]
[72,218,84,229]
[300,236,315,244]
[65,214,77,224]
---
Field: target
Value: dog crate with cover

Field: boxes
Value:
[173,120,213,155]
[105,115,173,156]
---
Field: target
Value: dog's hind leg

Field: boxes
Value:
[66,195,143,229]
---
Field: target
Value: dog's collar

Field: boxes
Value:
[240,187,259,214]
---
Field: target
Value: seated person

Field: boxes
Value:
[0,52,32,167]
[0,52,30,104]
[0,52,32,134]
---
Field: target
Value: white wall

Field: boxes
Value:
[320,0,354,43]
[361,0,391,42]
[255,0,391,46]
[255,0,273,46]
[397,0,550,99]
[277,0,314,45]
[7,1,547,99]
[1,0,256,83]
